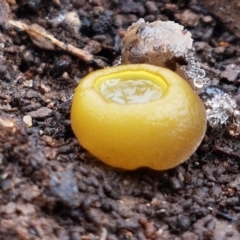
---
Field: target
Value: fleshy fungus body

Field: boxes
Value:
[71,64,207,170]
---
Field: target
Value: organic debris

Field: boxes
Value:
[8,20,108,68]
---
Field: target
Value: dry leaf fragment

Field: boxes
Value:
[26,23,55,50]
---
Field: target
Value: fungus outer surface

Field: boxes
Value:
[71,64,207,170]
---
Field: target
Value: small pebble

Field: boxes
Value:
[23,115,33,127]
[169,177,181,190]
[64,12,81,34]
[28,107,53,119]
[201,15,214,25]
[220,64,240,82]
[175,9,200,27]
[23,80,33,87]
[145,1,158,14]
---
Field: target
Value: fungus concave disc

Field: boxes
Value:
[99,78,162,104]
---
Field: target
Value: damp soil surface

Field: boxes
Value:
[1,0,240,239]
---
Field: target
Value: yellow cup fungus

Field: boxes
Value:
[71,64,207,170]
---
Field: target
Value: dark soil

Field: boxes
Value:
[1,0,240,239]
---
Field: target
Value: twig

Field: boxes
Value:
[8,20,108,68]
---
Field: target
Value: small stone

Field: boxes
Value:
[83,40,102,54]
[44,146,58,160]
[220,64,240,82]
[114,14,123,27]
[123,180,130,186]
[2,202,17,214]
[40,84,51,93]
[174,10,200,27]
[177,215,191,230]
[169,177,182,190]
[201,15,214,25]
[0,65,6,74]
[23,115,33,127]
[64,12,81,34]
[145,1,158,14]
[0,118,14,128]
[16,203,36,215]
[62,72,69,80]
[194,42,210,52]
[47,101,55,109]
[26,90,39,99]
[214,46,225,54]
[28,107,53,119]
[23,80,33,87]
